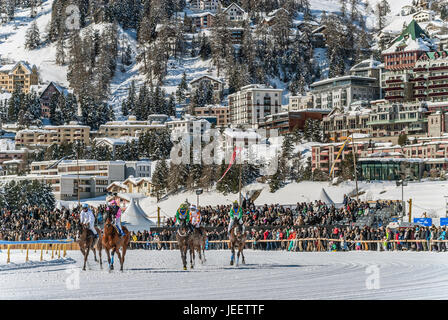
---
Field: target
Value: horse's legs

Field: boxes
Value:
[241,248,246,265]
[230,244,235,266]
[121,245,128,270]
[181,248,187,270]
[115,248,124,272]
[83,246,90,271]
[190,246,195,269]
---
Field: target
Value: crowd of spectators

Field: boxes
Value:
[1,195,446,253]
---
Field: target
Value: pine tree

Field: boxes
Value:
[56,36,66,65]
[25,20,41,50]
[152,159,169,200]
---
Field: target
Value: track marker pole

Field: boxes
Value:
[7,245,10,263]
[51,245,54,259]
[26,245,29,262]
[58,244,61,259]
[40,245,43,261]
[63,244,67,257]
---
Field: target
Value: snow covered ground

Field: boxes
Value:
[1,249,447,299]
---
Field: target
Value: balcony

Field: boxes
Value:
[413,67,428,72]
[428,83,448,89]
[429,75,448,81]
[385,95,404,100]
[429,66,448,71]
[429,92,448,97]
[384,87,404,91]
[386,79,404,84]
[410,77,427,82]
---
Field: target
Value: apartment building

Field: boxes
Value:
[190,0,220,12]
[228,84,283,126]
[321,108,371,142]
[97,116,167,138]
[259,110,330,136]
[310,75,380,109]
[411,50,448,103]
[167,117,211,139]
[382,20,435,103]
[37,81,71,119]
[0,61,38,94]
[367,102,429,138]
[15,122,90,148]
[189,11,215,29]
[288,94,314,111]
[193,105,229,127]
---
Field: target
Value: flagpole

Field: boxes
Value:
[238,161,242,207]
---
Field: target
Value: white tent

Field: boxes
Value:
[121,198,156,232]
[319,188,335,205]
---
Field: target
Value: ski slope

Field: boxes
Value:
[1,249,447,299]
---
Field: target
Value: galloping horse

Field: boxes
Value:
[190,227,207,265]
[176,223,193,270]
[78,225,102,271]
[101,214,130,271]
[229,218,246,266]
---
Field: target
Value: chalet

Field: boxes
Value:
[0,61,38,94]
[37,82,70,119]
[223,3,247,22]
[189,75,225,103]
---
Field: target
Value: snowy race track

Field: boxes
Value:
[1,249,447,300]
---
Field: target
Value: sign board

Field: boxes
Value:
[440,218,448,226]
[413,218,432,226]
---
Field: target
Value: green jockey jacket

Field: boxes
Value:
[175,208,190,224]
[229,206,243,220]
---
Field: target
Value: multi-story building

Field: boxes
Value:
[259,110,330,136]
[367,102,429,138]
[228,84,283,126]
[97,116,167,138]
[15,122,90,148]
[411,50,448,103]
[223,2,247,22]
[36,82,71,119]
[310,75,380,109]
[382,20,435,103]
[193,105,229,127]
[189,75,224,103]
[167,116,211,139]
[189,12,215,29]
[0,61,38,94]
[321,107,371,142]
[288,93,314,111]
[0,148,28,166]
[190,0,221,12]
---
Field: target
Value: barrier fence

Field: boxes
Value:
[2,238,448,263]
[0,240,74,264]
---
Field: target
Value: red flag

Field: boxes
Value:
[218,146,241,182]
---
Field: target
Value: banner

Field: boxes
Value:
[217,146,241,183]
[440,218,448,226]
[413,218,432,226]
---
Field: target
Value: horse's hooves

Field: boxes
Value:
[230,261,233,266]
[183,266,187,271]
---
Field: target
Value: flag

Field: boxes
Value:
[217,146,241,182]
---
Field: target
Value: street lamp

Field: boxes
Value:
[396,179,408,217]
[196,188,203,208]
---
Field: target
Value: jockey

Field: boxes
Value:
[228,200,244,234]
[80,203,98,238]
[108,199,125,237]
[190,204,202,235]
[175,203,192,233]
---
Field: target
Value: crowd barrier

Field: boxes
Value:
[0,240,74,263]
[3,238,447,263]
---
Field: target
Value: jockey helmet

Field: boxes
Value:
[82,203,89,209]
[190,204,197,212]
[233,201,238,208]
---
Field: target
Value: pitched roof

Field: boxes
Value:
[383,20,435,54]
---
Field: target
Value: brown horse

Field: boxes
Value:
[176,223,193,270]
[190,227,207,265]
[78,225,102,271]
[101,217,130,271]
[229,218,246,266]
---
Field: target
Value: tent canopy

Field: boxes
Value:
[319,188,335,205]
[121,198,155,232]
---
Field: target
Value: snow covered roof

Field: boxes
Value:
[0,61,34,74]
[223,2,246,14]
[383,20,435,54]
[350,58,382,71]
[310,75,377,88]
[189,74,224,84]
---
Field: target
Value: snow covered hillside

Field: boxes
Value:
[1,249,447,299]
